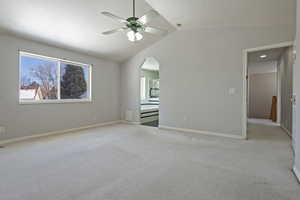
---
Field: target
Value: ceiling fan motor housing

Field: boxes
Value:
[127,17,144,32]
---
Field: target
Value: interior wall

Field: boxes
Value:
[0,34,121,141]
[294,0,300,179]
[249,72,277,119]
[248,61,277,74]
[278,47,294,134]
[121,25,295,137]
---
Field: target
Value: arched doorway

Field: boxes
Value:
[140,57,160,127]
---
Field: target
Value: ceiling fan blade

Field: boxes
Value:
[144,27,168,35]
[137,9,160,25]
[101,11,128,24]
[102,27,128,35]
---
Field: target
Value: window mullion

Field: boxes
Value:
[57,61,61,100]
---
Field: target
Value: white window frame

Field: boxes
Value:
[140,76,146,101]
[19,51,92,104]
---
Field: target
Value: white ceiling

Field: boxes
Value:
[248,47,287,63]
[147,0,296,29]
[0,0,296,62]
[0,0,175,62]
[248,47,290,75]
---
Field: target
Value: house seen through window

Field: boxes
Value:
[19,52,91,103]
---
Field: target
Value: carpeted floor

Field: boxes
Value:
[0,122,299,200]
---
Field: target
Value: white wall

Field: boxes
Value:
[121,26,295,137]
[0,34,121,141]
[278,47,294,134]
[247,61,278,120]
[249,72,277,119]
[248,61,277,75]
[294,0,300,180]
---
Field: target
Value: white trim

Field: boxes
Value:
[89,64,93,101]
[292,139,296,155]
[242,41,294,139]
[159,125,246,140]
[245,42,295,53]
[19,99,92,105]
[280,125,295,153]
[242,49,248,139]
[0,120,122,145]
[57,60,61,100]
[293,166,300,183]
[19,51,90,66]
[281,125,292,137]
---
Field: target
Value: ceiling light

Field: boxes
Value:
[127,31,143,42]
[260,54,267,59]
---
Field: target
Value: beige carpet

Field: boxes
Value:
[0,123,299,200]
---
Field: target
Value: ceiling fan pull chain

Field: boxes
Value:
[133,0,136,18]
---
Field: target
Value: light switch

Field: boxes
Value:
[229,88,236,95]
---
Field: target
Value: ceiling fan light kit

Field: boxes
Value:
[127,30,143,42]
[102,0,167,42]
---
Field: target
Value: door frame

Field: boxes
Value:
[242,41,295,139]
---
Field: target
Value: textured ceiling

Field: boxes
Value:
[0,0,296,62]
[147,0,296,29]
[0,0,175,62]
[248,48,287,63]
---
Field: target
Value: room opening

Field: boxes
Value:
[245,43,296,141]
[140,57,160,127]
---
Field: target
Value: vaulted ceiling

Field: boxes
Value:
[0,0,296,62]
[147,0,296,29]
[0,0,175,62]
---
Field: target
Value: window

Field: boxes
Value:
[19,52,91,104]
[140,77,146,101]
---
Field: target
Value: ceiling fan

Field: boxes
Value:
[101,0,168,42]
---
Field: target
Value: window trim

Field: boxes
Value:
[140,76,146,101]
[19,51,92,104]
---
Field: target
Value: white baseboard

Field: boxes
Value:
[291,140,296,155]
[280,125,295,154]
[293,166,300,183]
[0,120,122,145]
[281,125,292,137]
[159,125,246,140]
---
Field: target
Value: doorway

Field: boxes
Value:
[243,42,295,140]
[140,57,160,127]
[248,49,282,125]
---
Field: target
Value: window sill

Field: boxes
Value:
[19,99,92,105]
